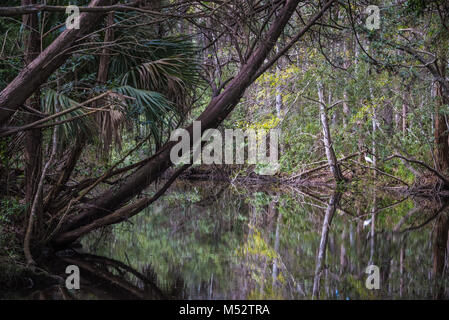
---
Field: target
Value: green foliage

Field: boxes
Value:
[406,0,430,16]
[0,198,25,225]
[41,88,97,145]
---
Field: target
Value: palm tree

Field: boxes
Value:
[35,9,202,154]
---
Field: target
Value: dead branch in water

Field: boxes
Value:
[289,152,360,180]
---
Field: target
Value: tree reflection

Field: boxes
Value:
[31,253,183,300]
[312,192,342,299]
[24,182,449,300]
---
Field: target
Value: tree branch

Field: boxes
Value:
[386,153,449,186]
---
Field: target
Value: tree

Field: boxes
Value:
[0,0,337,256]
[53,0,337,246]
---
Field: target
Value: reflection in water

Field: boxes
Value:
[312,192,342,299]
[23,253,182,300]
[17,182,449,299]
[433,212,449,299]
[58,254,170,299]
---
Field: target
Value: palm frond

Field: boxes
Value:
[110,38,202,113]
[41,89,97,146]
[111,85,179,148]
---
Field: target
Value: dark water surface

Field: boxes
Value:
[10,181,449,299]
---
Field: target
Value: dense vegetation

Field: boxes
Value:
[0,0,448,299]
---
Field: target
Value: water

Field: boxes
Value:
[16,181,449,299]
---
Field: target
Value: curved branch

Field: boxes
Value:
[386,154,449,186]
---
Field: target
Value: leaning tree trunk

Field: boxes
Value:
[0,0,117,126]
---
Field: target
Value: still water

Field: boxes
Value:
[23,181,449,299]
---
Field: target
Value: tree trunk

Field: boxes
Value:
[275,62,283,118]
[22,0,43,235]
[434,80,449,173]
[94,9,115,153]
[43,136,86,211]
[342,41,350,128]
[52,0,325,246]
[0,0,116,126]
[317,82,343,182]
[402,89,408,134]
